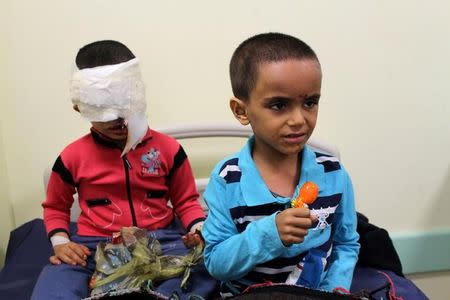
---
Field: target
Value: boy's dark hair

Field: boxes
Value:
[75,40,135,70]
[230,32,319,101]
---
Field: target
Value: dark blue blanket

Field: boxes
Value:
[0,219,76,300]
[0,219,428,300]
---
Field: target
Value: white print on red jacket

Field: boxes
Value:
[140,199,169,220]
[87,201,123,229]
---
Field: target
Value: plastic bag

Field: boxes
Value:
[89,227,204,297]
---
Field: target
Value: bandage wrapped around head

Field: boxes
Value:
[70,58,147,156]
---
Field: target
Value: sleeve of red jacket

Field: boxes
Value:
[168,145,205,231]
[42,155,77,238]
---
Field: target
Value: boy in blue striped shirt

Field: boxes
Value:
[202,32,359,296]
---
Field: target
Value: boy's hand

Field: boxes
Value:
[275,207,315,246]
[50,242,91,267]
[182,222,204,248]
[182,231,203,248]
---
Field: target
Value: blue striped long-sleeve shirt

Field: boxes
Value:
[203,137,360,292]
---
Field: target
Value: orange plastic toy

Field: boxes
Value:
[291,181,319,208]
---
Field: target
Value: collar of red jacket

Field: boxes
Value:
[90,127,153,150]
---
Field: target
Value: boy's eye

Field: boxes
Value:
[269,101,287,111]
[304,98,319,109]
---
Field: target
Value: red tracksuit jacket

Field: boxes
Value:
[43,128,205,238]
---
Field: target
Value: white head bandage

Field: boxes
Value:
[70,58,148,156]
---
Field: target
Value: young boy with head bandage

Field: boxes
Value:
[31,40,217,299]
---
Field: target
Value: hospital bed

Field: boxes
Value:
[0,123,427,299]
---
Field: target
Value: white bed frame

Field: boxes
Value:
[43,123,340,221]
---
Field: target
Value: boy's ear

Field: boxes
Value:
[73,104,80,113]
[230,97,250,125]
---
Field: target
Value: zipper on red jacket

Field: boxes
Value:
[123,155,137,227]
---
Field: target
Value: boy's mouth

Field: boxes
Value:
[108,119,127,130]
[284,133,307,143]
[110,124,126,130]
[285,133,306,138]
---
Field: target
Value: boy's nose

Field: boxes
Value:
[287,108,306,126]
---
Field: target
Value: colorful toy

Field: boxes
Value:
[291,181,319,208]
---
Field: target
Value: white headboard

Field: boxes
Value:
[44,123,340,220]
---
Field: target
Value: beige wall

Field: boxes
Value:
[1,0,449,288]
[0,122,15,267]
[0,1,15,266]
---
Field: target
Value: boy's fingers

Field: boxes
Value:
[54,246,74,265]
[291,207,311,217]
[81,245,91,256]
[182,232,203,248]
[298,217,313,228]
[49,255,62,265]
[68,243,88,260]
[283,234,305,245]
[289,227,309,238]
[67,253,86,266]
[57,253,74,265]
[286,215,312,229]
[194,235,203,245]
[70,253,87,266]
[62,246,86,266]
